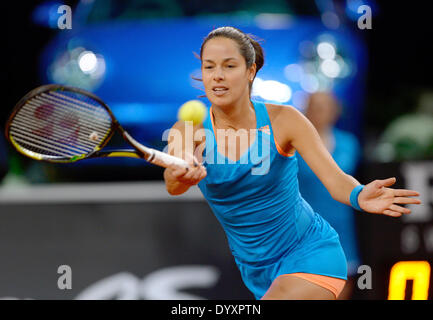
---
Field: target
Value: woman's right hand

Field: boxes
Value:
[165,152,207,190]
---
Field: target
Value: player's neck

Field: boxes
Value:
[212,99,255,131]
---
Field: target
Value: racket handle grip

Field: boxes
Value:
[149,148,189,168]
[123,131,188,168]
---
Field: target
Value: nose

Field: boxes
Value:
[213,66,224,81]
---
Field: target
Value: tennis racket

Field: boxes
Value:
[5,84,188,168]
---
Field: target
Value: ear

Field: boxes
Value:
[248,63,257,82]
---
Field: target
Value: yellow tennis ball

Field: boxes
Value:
[178,100,206,125]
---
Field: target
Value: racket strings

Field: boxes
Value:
[15,104,104,138]
[10,117,94,155]
[9,130,80,157]
[23,100,109,138]
[37,94,111,131]
[10,116,92,157]
[10,113,97,157]
[41,92,111,127]
[9,90,113,158]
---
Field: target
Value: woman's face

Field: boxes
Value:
[201,37,255,107]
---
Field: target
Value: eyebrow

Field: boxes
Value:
[203,58,238,63]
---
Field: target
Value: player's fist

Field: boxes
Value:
[166,152,207,186]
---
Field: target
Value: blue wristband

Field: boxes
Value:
[350,185,365,212]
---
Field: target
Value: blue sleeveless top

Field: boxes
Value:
[197,101,317,265]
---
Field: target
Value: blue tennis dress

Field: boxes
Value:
[197,101,347,299]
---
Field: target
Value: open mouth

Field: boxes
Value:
[212,86,229,96]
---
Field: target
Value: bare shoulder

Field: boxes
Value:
[265,103,301,122]
[264,103,300,155]
[265,103,306,132]
[170,120,204,132]
[169,120,205,137]
[265,103,311,132]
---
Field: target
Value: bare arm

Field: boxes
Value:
[284,106,358,205]
[164,121,207,195]
[279,105,421,216]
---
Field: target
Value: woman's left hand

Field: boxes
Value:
[358,177,421,217]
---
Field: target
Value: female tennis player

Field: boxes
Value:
[163,26,421,300]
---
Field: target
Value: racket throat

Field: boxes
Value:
[122,131,153,160]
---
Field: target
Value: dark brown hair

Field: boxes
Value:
[194,26,265,94]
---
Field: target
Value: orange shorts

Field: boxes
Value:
[288,273,347,299]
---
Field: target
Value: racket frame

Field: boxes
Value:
[5,84,183,167]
